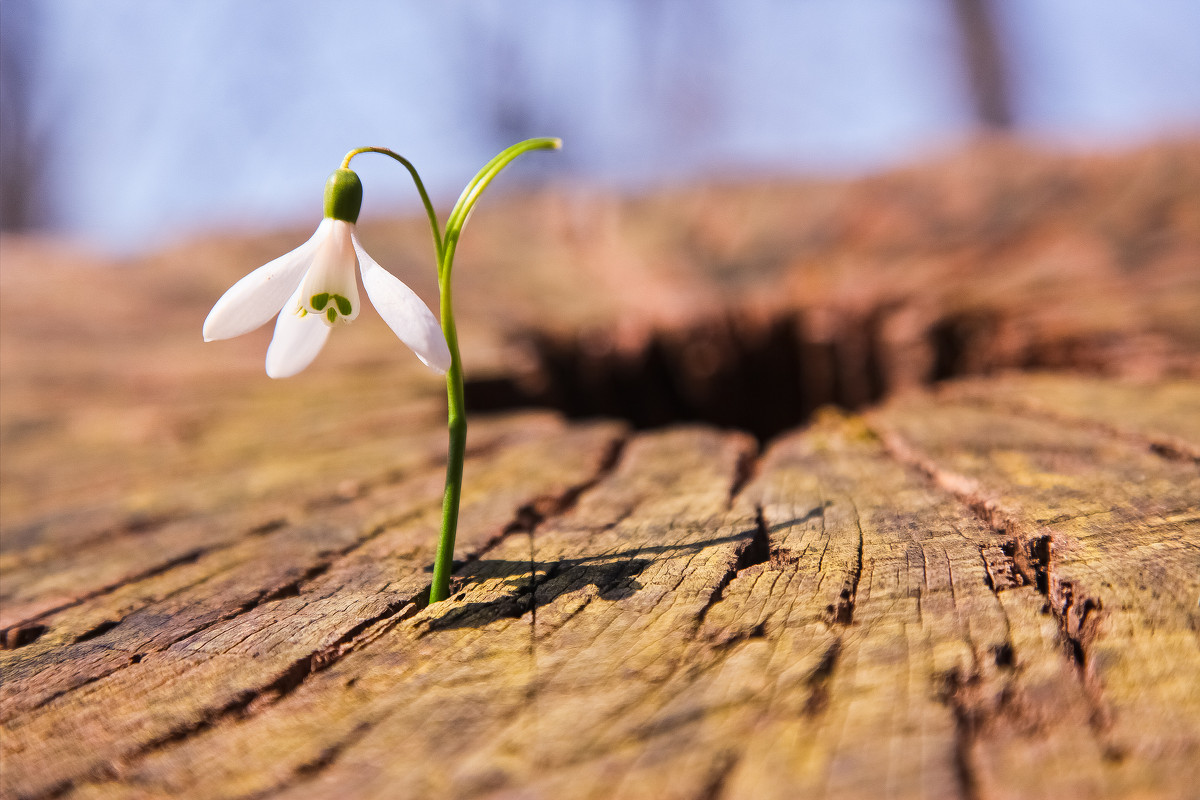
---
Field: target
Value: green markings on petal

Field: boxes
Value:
[309,292,352,324]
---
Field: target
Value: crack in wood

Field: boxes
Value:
[937,668,984,800]
[3,509,186,575]
[466,310,888,442]
[20,595,423,800]
[802,637,842,717]
[3,524,419,724]
[728,443,761,504]
[1,448,460,643]
[1147,438,1200,464]
[455,434,629,576]
[3,517,313,648]
[414,434,633,634]
[0,547,212,644]
[827,502,864,626]
[154,564,339,653]
[20,655,146,717]
[72,618,120,644]
[696,748,741,800]
[977,535,1054,600]
[953,391,1200,466]
[239,719,379,800]
[1,622,47,649]
[696,507,771,631]
[875,424,1121,753]
[465,280,1198,449]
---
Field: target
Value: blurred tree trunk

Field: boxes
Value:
[0,0,43,231]
[949,0,1013,129]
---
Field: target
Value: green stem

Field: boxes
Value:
[429,252,466,603]
[342,147,444,263]
[428,137,560,603]
[444,137,561,249]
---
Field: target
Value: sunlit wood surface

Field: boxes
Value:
[2,141,1198,800]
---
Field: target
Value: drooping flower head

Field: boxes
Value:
[202,169,450,378]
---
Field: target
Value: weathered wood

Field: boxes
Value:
[2,141,1199,799]
[3,378,1195,800]
[871,386,1200,797]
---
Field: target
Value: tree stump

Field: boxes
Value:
[2,141,1198,799]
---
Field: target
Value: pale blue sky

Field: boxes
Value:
[3,0,1199,252]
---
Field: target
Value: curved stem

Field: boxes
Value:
[425,137,561,603]
[444,138,561,252]
[343,147,444,264]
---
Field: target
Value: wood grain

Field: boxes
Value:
[2,141,1198,799]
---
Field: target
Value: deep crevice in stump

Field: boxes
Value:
[466,301,1179,442]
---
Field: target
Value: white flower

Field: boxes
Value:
[203,171,450,379]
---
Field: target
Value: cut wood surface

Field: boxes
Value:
[2,141,1198,799]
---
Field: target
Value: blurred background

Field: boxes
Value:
[2,0,1198,255]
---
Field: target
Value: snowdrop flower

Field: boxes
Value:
[203,168,451,378]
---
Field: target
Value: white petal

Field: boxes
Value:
[296,220,361,324]
[265,286,332,378]
[202,220,331,341]
[355,233,451,374]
